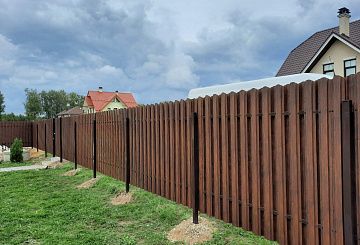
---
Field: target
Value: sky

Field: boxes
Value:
[0,0,359,114]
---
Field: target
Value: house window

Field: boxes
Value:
[344,58,356,77]
[323,63,334,76]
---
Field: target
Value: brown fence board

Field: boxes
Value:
[273,85,287,244]
[286,83,302,244]
[239,90,249,230]
[260,87,273,239]
[204,96,213,216]
[229,92,239,226]
[221,93,230,223]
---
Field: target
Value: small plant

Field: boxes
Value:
[10,138,23,163]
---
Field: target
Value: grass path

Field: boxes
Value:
[0,163,275,245]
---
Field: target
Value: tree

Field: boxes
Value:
[24,88,84,119]
[0,91,5,117]
[24,89,42,120]
[67,92,84,108]
[40,90,68,118]
[10,138,23,163]
[0,113,29,121]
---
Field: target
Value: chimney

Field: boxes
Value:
[98,86,103,92]
[338,7,351,36]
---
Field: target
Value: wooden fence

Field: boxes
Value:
[2,74,360,244]
[0,121,33,147]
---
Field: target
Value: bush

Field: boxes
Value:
[10,138,23,163]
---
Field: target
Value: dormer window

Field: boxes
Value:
[323,63,334,76]
[344,58,356,77]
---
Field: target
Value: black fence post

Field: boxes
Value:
[192,112,199,224]
[125,116,130,193]
[36,124,39,152]
[93,118,97,179]
[52,118,56,157]
[74,121,77,170]
[44,123,47,158]
[31,122,34,149]
[341,100,357,245]
[59,117,63,162]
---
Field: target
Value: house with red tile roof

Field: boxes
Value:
[83,87,137,113]
[277,7,360,77]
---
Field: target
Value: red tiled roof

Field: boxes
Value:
[84,96,93,106]
[277,19,360,76]
[86,91,137,111]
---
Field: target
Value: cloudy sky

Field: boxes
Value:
[0,0,359,114]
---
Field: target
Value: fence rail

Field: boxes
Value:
[2,74,360,244]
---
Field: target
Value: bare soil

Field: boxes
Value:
[76,178,100,189]
[62,169,80,176]
[46,161,66,169]
[111,192,133,205]
[167,217,215,245]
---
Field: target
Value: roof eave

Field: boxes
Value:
[302,32,360,73]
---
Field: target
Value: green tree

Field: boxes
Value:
[0,91,5,117]
[40,90,68,118]
[10,138,23,163]
[24,88,84,119]
[24,89,42,120]
[0,113,29,121]
[67,92,84,107]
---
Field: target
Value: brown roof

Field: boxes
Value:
[57,106,84,116]
[85,91,138,111]
[277,19,360,76]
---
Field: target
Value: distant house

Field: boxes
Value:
[277,7,360,77]
[57,106,83,118]
[83,87,137,113]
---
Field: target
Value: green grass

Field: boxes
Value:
[0,161,34,168]
[0,162,275,245]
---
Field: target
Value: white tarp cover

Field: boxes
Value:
[188,73,332,99]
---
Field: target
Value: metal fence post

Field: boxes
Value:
[59,117,63,162]
[93,118,97,179]
[36,124,39,152]
[52,118,56,157]
[192,112,199,224]
[341,100,357,245]
[31,122,34,149]
[126,116,130,193]
[44,123,47,158]
[74,121,77,170]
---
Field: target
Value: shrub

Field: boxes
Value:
[10,138,23,163]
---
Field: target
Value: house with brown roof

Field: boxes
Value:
[277,7,360,77]
[57,106,84,118]
[83,87,137,113]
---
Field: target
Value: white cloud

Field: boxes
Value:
[0,0,359,114]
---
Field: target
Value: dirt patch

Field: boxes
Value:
[167,217,215,245]
[62,168,80,176]
[111,192,133,205]
[22,238,40,244]
[46,161,66,169]
[118,220,134,227]
[29,149,44,159]
[76,178,100,189]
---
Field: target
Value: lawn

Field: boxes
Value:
[0,161,275,245]
[0,161,34,168]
